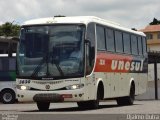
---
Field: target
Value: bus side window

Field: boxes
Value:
[2,58,9,71]
[138,37,143,55]
[105,28,115,52]
[0,59,2,71]
[115,31,123,53]
[123,32,131,54]
[131,35,138,55]
[96,25,106,50]
[9,58,16,71]
[86,23,96,75]
[142,37,147,56]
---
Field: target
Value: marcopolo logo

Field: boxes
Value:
[45,85,50,90]
[111,60,144,72]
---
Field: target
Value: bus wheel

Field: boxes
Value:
[77,100,99,109]
[87,100,99,109]
[0,89,16,104]
[36,102,50,111]
[77,101,89,109]
[117,83,135,106]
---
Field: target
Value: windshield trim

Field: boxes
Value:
[21,23,86,28]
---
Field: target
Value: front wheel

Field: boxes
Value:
[77,100,99,109]
[36,102,50,111]
[0,90,16,104]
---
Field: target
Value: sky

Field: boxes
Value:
[0,0,160,29]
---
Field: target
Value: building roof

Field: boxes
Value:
[0,36,18,43]
[141,25,160,33]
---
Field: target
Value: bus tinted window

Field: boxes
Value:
[0,58,9,71]
[142,37,147,55]
[9,58,16,71]
[123,33,131,54]
[0,59,2,71]
[138,37,143,55]
[96,25,106,50]
[115,31,123,53]
[87,23,95,48]
[86,23,96,75]
[105,28,115,52]
[131,35,138,55]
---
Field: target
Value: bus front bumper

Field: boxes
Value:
[17,89,85,102]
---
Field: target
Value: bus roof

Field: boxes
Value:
[23,16,145,36]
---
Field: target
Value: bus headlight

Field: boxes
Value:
[65,84,84,90]
[17,85,30,90]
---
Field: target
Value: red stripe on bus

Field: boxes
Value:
[94,52,133,73]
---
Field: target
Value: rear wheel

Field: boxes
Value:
[117,83,135,106]
[0,90,16,104]
[36,102,50,111]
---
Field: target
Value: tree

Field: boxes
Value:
[149,18,160,25]
[0,22,20,36]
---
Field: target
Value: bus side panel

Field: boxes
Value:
[0,81,16,93]
[94,52,148,99]
[83,75,97,100]
[110,73,119,97]
[93,72,132,99]
[118,73,130,97]
[93,72,111,99]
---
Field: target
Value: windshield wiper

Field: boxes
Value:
[31,54,64,77]
[51,55,64,76]
[31,55,47,77]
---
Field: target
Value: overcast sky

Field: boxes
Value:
[0,0,160,29]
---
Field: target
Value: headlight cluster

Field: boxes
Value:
[19,79,30,84]
[17,85,31,90]
[65,84,84,90]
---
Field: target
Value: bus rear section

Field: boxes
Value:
[0,55,16,104]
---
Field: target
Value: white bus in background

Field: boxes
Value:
[0,53,16,104]
[16,16,148,110]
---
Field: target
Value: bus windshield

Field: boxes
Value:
[17,25,85,79]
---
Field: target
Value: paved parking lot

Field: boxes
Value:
[0,100,160,120]
[0,100,160,114]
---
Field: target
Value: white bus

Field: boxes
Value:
[16,16,148,110]
[0,53,16,104]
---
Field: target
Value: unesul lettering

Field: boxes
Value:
[111,60,144,71]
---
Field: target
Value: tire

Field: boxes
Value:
[87,100,99,109]
[117,83,135,106]
[0,90,16,104]
[77,100,99,109]
[77,101,89,109]
[37,102,50,111]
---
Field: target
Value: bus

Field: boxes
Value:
[16,16,148,110]
[0,53,16,104]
